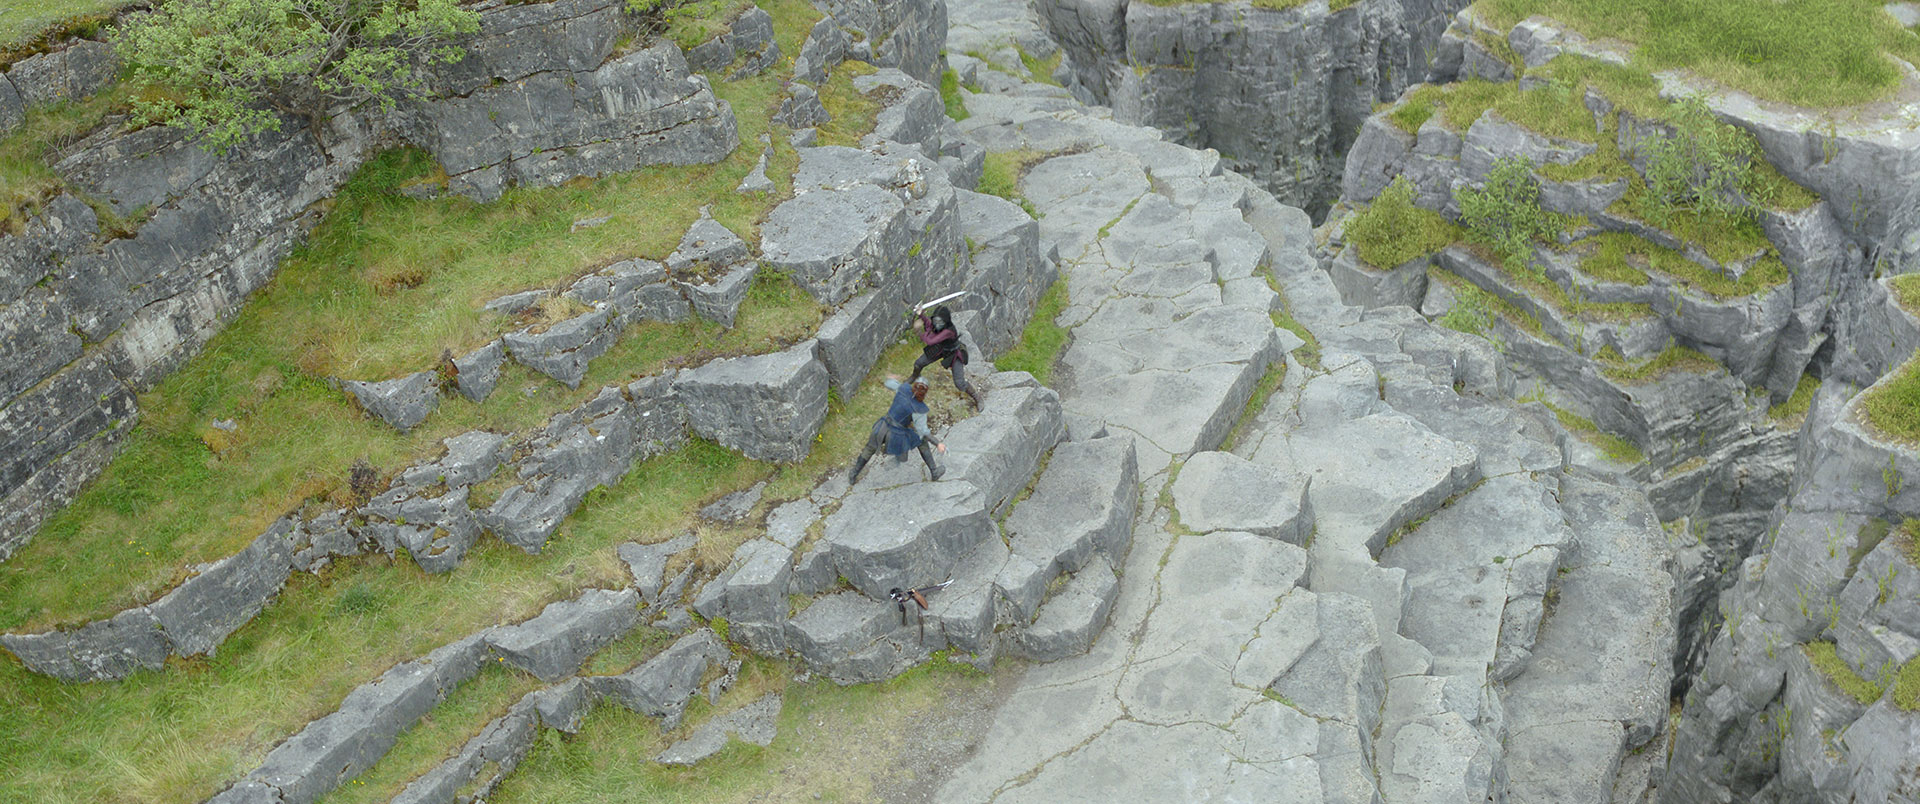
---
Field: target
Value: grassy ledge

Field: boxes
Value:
[1768,373,1821,425]
[1596,343,1722,384]
[1890,273,1920,318]
[1473,0,1920,107]
[1804,641,1886,705]
[1861,352,1920,447]
[1521,393,1645,463]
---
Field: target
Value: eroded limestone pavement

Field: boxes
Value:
[931,1,1672,800]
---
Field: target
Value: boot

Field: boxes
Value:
[848,455,871,484]
[964,385,985,412]
[929,462,945,481]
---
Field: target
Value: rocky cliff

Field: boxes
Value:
[1034,0,1471,215]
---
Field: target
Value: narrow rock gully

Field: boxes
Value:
[914,1,1675,800]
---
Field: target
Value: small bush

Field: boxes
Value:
[1343,177,1459,269]
[1637,96,1770,227]
[1457,156,1567,280]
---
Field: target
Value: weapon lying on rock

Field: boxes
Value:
[888,579,953,642]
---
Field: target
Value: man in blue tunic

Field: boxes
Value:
[848,375,947,483]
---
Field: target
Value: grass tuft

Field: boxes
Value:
[1891,273,1920,318]
[1523,394,1646,463]
[1804,641,1886,705]
[939,68,970,121]
[1768,373,1822,425]
[1596,343,1722,383]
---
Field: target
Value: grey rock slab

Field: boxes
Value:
[401,430,508,489]
[503,306,620,389]
[927,533,1007,655]
[151,519,296,657]
[761,168,909,306]
[938,382,1066,517]
[773,84,832,128]
[618,533,697,602]
[736,148,774,194]
[823,480,995,598]
[592,629,728,727]
[1168,451,1313,544]
[992,720,1273,804]
[486,587,641,681]
[784,590,896,677]
[1139,529,1309,672]
[528,677,594,733]
[1064,361,1271,459]
[934,668,1128,803]
[204,780,283,804]
[689,539,791,653]
[1268,592,1383,731]
[342,372,440,432]
[674,340,828,462]
[1381,474,1572,679]
[764,498,818,548]
[485,289,550,315]
[1007,555,1119,662]
[1005,435,1138,576]
[1249,412,1479,563]
[655,693,782,766]
[680,261,757,328]
[813,290,902,394]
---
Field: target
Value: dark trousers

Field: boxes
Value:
[911,352,979,402]
[850,418,938,481]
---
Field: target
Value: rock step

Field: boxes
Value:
[1005,555,1119,662]
[1500,477,1675,803]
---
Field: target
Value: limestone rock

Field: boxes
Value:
[503,306,621,389]
[342,372,440,432]
[774,84,832,128]
[674,341,828,462]
[1005,435,1138,576]
[619,533,698,603]
[1169,451,1314,544]
[451,339,507,402]
[486,588,641,682]
[1006,556,1119,661]
[655,693,782,766]
[592,629,728,728]
[690,539,793,652]
[824,481,995,598]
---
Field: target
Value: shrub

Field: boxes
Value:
[1457,156,1565,280]
[1343,177,1458,269]
[1636,97,1772,227]
[115,0,480,152]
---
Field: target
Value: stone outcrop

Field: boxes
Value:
[1035,0,1472,214]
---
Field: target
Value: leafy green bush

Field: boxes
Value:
[1638,96,1770,227]
[115,0,479,152]
[1457,156,1566,279]
[1343,177,1459,269]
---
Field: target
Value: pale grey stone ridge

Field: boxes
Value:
[503,306,622,389]
[482,375,685,551]
[619,533,699,604]
[342,372,440,432]
[1006,556,1118,661]
[824,480,995,598]
[1005,434,1138,576]
[148,519,297,657]
[691,538,794,652]
[1169,451,1314,544]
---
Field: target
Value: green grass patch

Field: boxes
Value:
[1769,373,1822,425]
[1343,177,1461,269]
[977,149,1048,219]
[815,60,882,147]
[1133,0,1310,9]
[1861,352,1920,447]
[1572,232,1654,285]
[994,279,1070,384]
[0,82,137,231]
[1262,271,1322,371]
[1596,343,1721,383]
[1386,92,1436,134]
[1583,230,1785,297]
[1891,273,1920,318]
[939,68,970,121]
[1475,0,1920,107]
[0,0,127,53]
[1804,641,1886,705]
[655,0,755,51]
[1893,654,1920,711]
[1430,267,1546,337]
[1612,182,1773,267]
[489,655,994,803]
[1017,46,1063,87]
[1524,394,1646,463]
[1225,362,1286,451]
